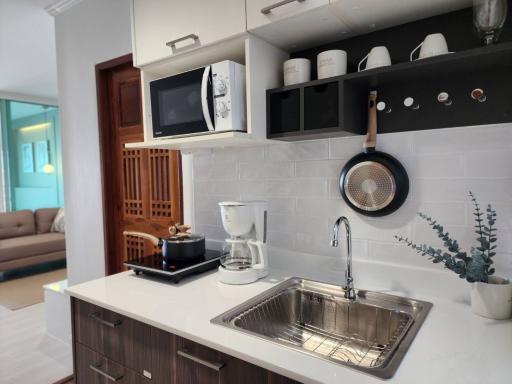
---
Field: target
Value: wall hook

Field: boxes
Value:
[404,97,420,110]
[437,92,452,106]
[471,88,487,103]
[377,101,392,113]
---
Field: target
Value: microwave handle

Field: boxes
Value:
[201,66,215,131]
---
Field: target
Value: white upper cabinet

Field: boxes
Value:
[247,0,329,30]
[247,0,352,50]
[132,0,247,67]
[330,0,472,34]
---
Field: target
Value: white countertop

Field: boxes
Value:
[66,251,512,384]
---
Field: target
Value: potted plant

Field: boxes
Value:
[396,192,512,320]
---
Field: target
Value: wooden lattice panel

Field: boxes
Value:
[149,149,173,218]
[124,235,145,262]
[122,148,143,216]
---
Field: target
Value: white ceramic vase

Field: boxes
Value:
[470,276,512,320]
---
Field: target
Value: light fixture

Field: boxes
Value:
[42,106,53,173]
[43,164,55,174]
[19,122,50,133]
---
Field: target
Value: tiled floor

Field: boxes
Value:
[0,303,73,384]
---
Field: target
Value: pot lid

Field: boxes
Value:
[166,233,205,243]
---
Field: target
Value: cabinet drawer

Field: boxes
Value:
[175,337,300,384]
[75,343,149,384]
[175,337,223,383]
[73,299,152,376]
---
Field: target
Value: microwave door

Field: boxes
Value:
[201,66,214,131]
[150,66,214,138]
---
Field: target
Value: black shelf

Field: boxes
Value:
[267,42,512,140]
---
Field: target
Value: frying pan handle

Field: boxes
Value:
[363,91,378,151]
[122,231,160,246]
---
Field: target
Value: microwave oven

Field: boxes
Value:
[149,60,246,139]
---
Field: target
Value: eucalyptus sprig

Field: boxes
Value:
[395,192,497,283]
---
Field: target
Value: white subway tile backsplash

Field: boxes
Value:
[412,153,465,178]
[193,124,512,278]
[296,198,349,217]
[463,150,512,178]
[267,198,296,214]
[412,124,512,154]
[329,136,361,159]
[267,214,328,235]
[367,241,439,270]
[295,159,346,178]
[413,178,512,202]
[265,140,329,161]
[239,161,294,179]
[265,179,329,197]
[267,231,296,250]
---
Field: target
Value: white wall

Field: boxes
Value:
[193,124,512,280]
[54,0,132,285]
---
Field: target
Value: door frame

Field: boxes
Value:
[96,54,184,275]
[96,54,134,275]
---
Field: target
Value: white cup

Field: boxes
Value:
[317,50,347,79]
[358,46,391,72]
[410,33,449,61]
[283,58,311,86]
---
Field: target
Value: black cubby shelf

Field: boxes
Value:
[267,42,512,140]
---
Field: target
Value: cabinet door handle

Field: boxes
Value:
[177,349,225,371]
[166,34,199,49]
[89,311,122,328]
[261,0,305,15]
[89,363,124,382]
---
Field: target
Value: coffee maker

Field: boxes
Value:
[218,201,268,285]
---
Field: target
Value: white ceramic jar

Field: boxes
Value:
[317,49,347,79]
[283,58,311,86]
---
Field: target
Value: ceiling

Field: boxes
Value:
[0,0,59,101]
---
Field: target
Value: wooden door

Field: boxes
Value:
[96,54,182,275]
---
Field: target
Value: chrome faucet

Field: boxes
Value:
[331,216,356,300]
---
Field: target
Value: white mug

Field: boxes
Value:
[410,33,449,61]
[283,58,311,86]
[317,50,347,79]
[358,46,391,72]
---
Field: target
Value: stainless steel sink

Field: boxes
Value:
[211,278,432,379]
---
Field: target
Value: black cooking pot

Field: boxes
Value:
[123,231,205,261]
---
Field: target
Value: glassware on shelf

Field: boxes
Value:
[473,0,508,45]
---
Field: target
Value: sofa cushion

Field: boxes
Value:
[0,232,66,263]
[35,208,60,233]
[0,210,36,240]
[51,207,65,233]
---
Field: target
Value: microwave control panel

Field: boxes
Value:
[211,61,246,132]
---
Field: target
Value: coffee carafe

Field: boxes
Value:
[218,201,268,285]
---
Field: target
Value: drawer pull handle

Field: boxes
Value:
[177,349,225,371]
[166,34,199,49]
[261,0,305,15]
[89,363,124,382]
[89,312,122,328]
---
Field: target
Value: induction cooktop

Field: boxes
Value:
[124,250,221,283]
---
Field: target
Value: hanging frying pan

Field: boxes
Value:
[339,91,409,217]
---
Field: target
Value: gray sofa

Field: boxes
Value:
[0,208,66,272]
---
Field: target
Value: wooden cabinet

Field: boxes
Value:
[246,0,328,31]
[175,336,300,384]
[131,0,246,66]
[73,300,152,376]
[75,343,149,384]
[72,298,300,384]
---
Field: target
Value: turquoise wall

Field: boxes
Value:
[1,101,64,211]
